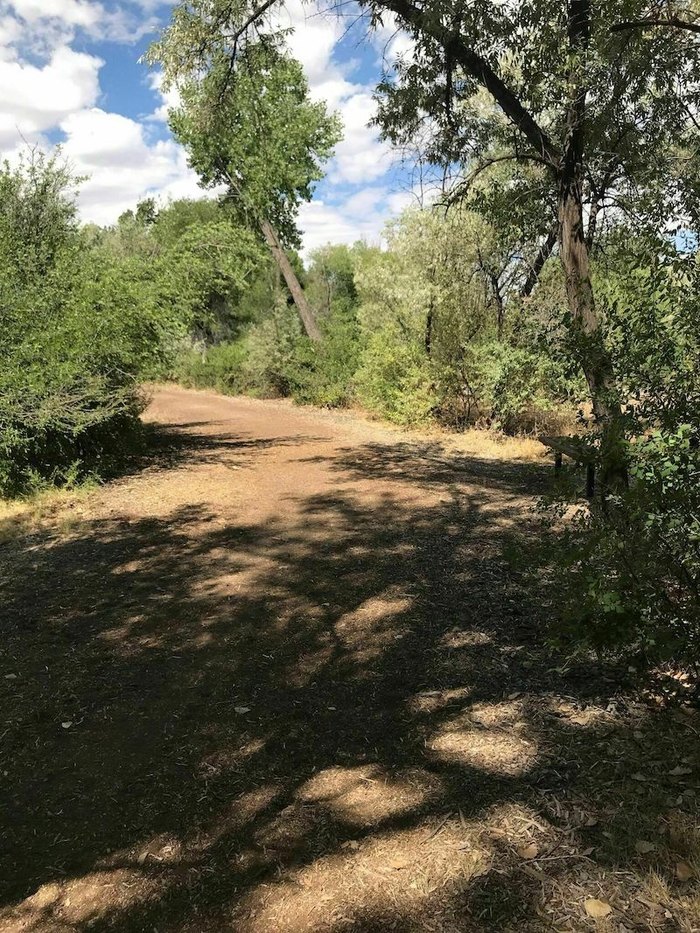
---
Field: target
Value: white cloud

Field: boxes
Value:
[0,0,162,47]
[5,0,101,28]
[299,183,417,255]
[0,44,102,146]
[147,70,181,122]
[370,10,415,67]
[60,107,205,224]
[0,0,411,246]
[330,91,394,184]
[0,13,21,58]
[299,197,384,253]
[277,0,343,87]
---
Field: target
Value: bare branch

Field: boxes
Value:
[611,17,700,34]
[520,226,558,299]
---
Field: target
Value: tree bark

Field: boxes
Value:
[259,218,321,342]
[551,1,627,494]
[558,182,627,493]
[489,272,505,339]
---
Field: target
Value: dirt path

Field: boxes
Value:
[1,387,698,932]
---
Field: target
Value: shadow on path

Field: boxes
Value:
[0,422,698,931]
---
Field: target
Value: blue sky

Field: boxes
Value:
[0,0,417,252]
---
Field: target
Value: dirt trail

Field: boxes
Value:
[1,387,698,932]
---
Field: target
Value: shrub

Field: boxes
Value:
[354,333,437,426]
[544,240,700,669]
[284,299,361,408]
[0,153,162,495]
[172,340,248,394]
[550,427,700,666]
[240,300,303,397]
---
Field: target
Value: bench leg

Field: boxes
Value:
[555,452,563,476]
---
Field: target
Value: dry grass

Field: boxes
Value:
[445,429,548,463]
[0,485,97,544]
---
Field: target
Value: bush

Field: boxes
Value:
[545,240,700,669]
[240,300,303,397]
[354,333,438,426]
[0,153,162,495]
[172,340,248,394]
[549,427,700,665]
[284,299,361,408]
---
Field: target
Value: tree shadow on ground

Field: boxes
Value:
[0,426,698,932]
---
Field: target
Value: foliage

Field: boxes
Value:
[0,153,160,494]
[285,306,362,408]
[148,29,341,249]
[352,206,576,430]
[548,241,700,665]
[354,335,437,426]
[173,339,248,395]
[101,197,264,348]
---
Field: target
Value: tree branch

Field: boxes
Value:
[376,0,562,168]
[224,0,280,44]
[611,17,700,34]
[443,152,551,208]
[520,225,558,299]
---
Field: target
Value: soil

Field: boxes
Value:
[1,386,698,932]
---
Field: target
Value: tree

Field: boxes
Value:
[155,0,700,489]
[369,0,700,487]
[147,23,341,342]
[101,197,265,345]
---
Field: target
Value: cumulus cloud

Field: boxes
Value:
[5,0,100,28]
[0,44,102,147]
[299,185,416,254]
[60,107,204,224]
[0,0,163,46]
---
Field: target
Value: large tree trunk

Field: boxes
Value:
[259,218,321,342]
[558,176,627,492]
[555,0,627,496]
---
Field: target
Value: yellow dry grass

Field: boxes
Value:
[0,486,97,544]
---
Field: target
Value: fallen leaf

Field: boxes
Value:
[234,707,251,714]
[61,721,73,729]
[586,816,599,827]
[508,692,522,700]
[517,843,539,860]
[669,766,693,777]
[676,861,695,882]
[631,772,648,782]
[341,840,360,851]
[635,840,656,855]
[4,673,17,680]
[585,898,612,919]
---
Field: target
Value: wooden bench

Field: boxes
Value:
[539,435,597,500]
